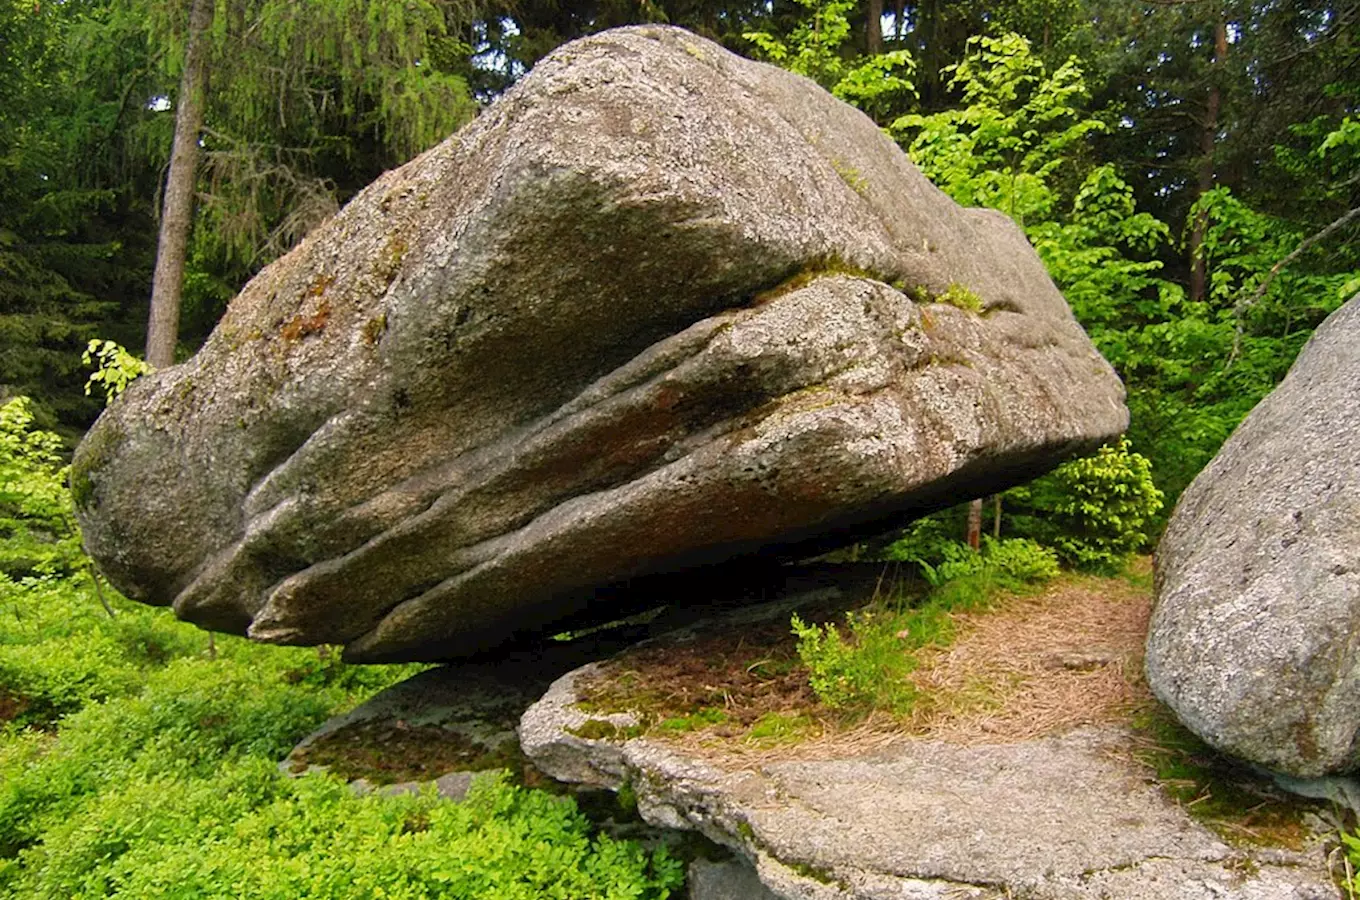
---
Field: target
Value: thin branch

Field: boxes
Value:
[100,58,159,144]
[88,565,117,619]
[1228,205,1360,363]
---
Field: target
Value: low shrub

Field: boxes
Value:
[1003,438,1164,571]
[791,609,925,713]
[795,526,1059,715]
[4,764,682,899]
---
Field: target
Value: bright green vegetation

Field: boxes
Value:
[0,402,682,898]
[999,438,1165,570]
[81,341,155,406]
[937,282,983,313]
[793,536,1059,712]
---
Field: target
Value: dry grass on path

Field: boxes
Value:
[678,565,1156,765]
[903,567,1154,744]
[577,561,1159,766]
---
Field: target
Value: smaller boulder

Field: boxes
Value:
[1146,294,1360,777]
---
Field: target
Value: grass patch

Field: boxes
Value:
[791,539,1060,717]
[745,711,820,746]
[656,707,728,733]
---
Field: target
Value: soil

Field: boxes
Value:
[577,562,927,742]
[289,719,527,785]
[0,689,28,724]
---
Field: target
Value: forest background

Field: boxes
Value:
[3,0,1358,526]
[0,1,1357,895]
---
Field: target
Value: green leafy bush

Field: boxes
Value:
[790,609,925,713]
[0,399,81,578]
[1003,439,1164,571]
[880,520,1060,589]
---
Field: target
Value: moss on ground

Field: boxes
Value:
[291,720,525,785]
[1132,702,1327,850]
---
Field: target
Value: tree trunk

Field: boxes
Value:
[146,0,214,369]
[866,0,884,55]
[1188,12,1228,304]
[920,0,940,106]
[966,498,983,550]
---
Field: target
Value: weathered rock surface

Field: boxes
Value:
[73,25,1126,662]
[521,667,1339,900]
[1146,294,1360,778]
[282,644,605,785]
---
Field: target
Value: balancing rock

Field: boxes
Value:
[73,26,1126,662]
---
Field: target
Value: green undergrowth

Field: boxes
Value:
[0,574,681,898]
[0,399,684,899]
[792,536,1059,715]
[0,576,683,896]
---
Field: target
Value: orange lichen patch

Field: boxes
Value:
[307,273,336,297]
[281,300,332,342]
[903,574,1153,744]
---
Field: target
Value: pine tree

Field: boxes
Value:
[140,0,481,364]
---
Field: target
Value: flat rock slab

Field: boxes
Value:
[1147,294,1360,777]
[283,642,607,784]
[522,668,1339,899]
[73,24,1125,663]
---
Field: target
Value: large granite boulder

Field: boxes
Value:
[72,25,1126,663]
[1147,295,1360,777]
